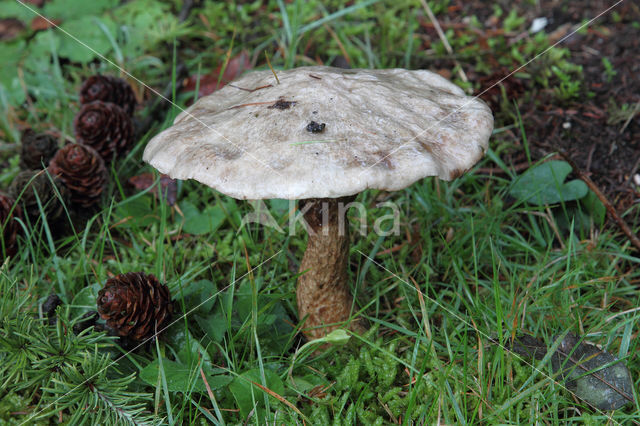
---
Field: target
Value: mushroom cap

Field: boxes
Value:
[143,66,493,200]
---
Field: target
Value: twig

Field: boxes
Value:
[228,83,272,92]
[264,52,279,84]
[228,101,278,110]
[558,150,640,252]
[418,0,469,84]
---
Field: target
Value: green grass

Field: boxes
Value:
[1,0,639,424]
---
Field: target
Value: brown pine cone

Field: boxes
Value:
[79,75,137,116]
[0,192,22,261]
[73,101,134,163]
[48,144,108,208]
[8,170,69,224]
[20,129,59,170]
[97,272,173,342]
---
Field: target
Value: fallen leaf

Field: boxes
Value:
[509,334,547,360]
[182,50,251,98]
[31,16,61,31]
[0,18,25,41]
[552,333,634,411]
[128,173,177,205]
[510,332,635,411]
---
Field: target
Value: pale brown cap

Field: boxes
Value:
[143,66,493,200]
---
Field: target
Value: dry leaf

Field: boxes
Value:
[510,332,634,411]
[31,16,61,31]
[129,173,177,205]
[0,18,25,41]
[552,333,634,411]
[182,51,251,98]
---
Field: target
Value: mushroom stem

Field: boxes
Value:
[296,196,364,340]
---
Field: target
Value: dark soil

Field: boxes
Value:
[426,0,640,229]
[523,1,640,216]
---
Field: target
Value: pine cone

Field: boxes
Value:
[8,170,69,224]
[79,75,137,116]
[19,129,59,170]
[97,272,173,342]
[73,101,134,163]
[0,192,22,261]
[48,144,108,208]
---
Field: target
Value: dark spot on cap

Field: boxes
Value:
[306,121,326,133]
[268,97,296,110]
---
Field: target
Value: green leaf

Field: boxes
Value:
[42,0,118,20]
[166,327,212,367]
[173,279,215,301]
[1,0,40,21]
[179,200,225,235]
[114,196,157,228]
[229,368,285,418]
[0,41,27,106]
[580,190,605,227]
[139,358,231,394]
[23,31,61,73]
[69,283,102,319]
[194,312,227,343]
[509,160,588,205]
[113,0,185,56]
[56,16,116,63]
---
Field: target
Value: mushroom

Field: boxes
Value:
[143,66,493,341]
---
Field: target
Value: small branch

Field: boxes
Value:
[228,83,272,92]
[558,150,640,252]
[264,52,279,84]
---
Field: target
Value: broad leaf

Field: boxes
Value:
[510,332,634,410]
[179,200,225,235]
[173,279,215,301]
[166,327,212,367]
[57,16,116,63]
[194,312,227,343]
[42,0,118,20]
[1,0,41,22]
[552,333,634,411]
[509,160,588,205]
[114,196,157,228]
[0,41,27,105]
[69,283,102,319]
[139,358,231,394]
[228,368,285,418]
